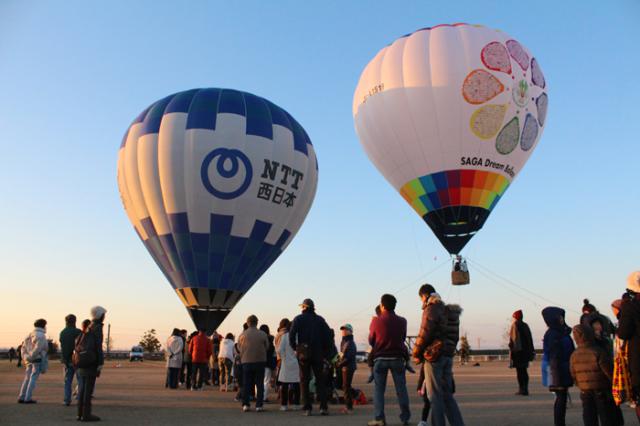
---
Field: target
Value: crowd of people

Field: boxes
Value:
[10,270,640,425]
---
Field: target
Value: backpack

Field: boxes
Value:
[73,332,97,368]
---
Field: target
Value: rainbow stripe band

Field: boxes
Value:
[400,169,510,217]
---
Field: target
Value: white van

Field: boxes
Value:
[129,346,144,362]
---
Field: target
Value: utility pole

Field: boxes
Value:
[106,323,111,358]
[477,337,481,350]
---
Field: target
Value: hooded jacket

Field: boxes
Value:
[569,325,612,391]
[541,307,574,389]
[617,297,640,387]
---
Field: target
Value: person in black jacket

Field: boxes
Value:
[338,324,357,414]
[289,298,332,416]
[618,271,640,422]
[509,310,535,396]
[76,306,106,422]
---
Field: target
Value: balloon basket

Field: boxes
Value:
[451,270,470,285]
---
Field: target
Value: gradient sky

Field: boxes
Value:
[1,1,638,350]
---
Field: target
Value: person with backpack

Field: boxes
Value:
[60,314,82,406]
[570,324,618,426]
[412,284,464,426]
[541,306,575,426]
[337,323,357,414]
[219,333,235,392]
[166,328,184,389]
[368,294,411,426]
[17,318,48,404]
[509,310,535,396]
[276,318,301,411]
[289,298,333,416]
[75,306,106,422]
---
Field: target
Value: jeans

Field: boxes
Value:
[18,362,41,402]
[299,358,328,411]
[263,367,272,401]
[280,382,300,406]
[191,363,207,389]
[77,374,97,419]
[341,366,355,409]
[516,366,529,393]
[219,358,233,388]
[373,358,411,423]
[63,362,78,404]
[553,389,568,426]
[424,356,464,426]
[242,362,265,407]
[580,390,616,426]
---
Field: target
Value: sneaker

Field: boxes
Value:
[17,399,24,404]
[256,407,264,412]
[367,375,374,384]
[24,400,37,404]
[320,409,329,416]
[80,414,101,422]
[418,422,428,426]
[64,402,71,406]
[242,405,250,412]
[280,406,288,411]
[302,410,312,416]
[340,408,353,415]
[292,405,302,411]
[367,420,386,426]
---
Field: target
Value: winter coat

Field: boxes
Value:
[21,327,48,365]
[509,319,535,368]
[189,332,212,364]
[265,334,277,369]
[289,309,332,360]
[59,326,81,365]
[569,325,612,391]
[276,331,300,383]
[219,338,234,361]
[617,297,640,387]
[337,335,357,371]
[77,320,104,376]
[413,293,459,359]
[369,310,408,360]
[541,307,574,389]
[184,337,192,363]
[238,326,269,364]
[165,335,184,369]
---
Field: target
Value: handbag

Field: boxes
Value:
[424,339,444,363]
[612,339,632,405]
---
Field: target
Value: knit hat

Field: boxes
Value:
[512,310,523,321]
[340,323,353,333]
[90,306,107,320]
[627,271,640,293]
[582,299,596,314]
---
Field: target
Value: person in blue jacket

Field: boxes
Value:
[541,307,575,426]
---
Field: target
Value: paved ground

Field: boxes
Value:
[0,359,635,425]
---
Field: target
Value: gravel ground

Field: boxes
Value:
[0,359,635,425]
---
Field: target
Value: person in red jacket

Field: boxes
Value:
[189,330,212,390]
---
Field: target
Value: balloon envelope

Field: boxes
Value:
[353,24,547,254]
[117,88,318,333]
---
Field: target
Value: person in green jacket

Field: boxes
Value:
[59,314,81,406]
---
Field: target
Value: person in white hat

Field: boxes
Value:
[617,271,640,421]
[337,324,357,414]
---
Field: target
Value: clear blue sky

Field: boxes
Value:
[1,1,638,349]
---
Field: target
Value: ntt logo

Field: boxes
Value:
[200,148,253,200]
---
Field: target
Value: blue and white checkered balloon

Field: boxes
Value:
[117,88,318,333]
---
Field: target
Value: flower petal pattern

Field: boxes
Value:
[470,104,507,139]
[520,113,538,151]
[462,69,504,104]
[536,93,548,126]
[496,117,520,155]
[531,58,545,88]
[506,40,530,71]
[481,42,511,74]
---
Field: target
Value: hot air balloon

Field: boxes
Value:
[353,24,548,284]
[117,88,318,332]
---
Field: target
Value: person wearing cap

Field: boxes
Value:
[509,310,535,396]
[76,305,106,422]
[337,323,357,414]
[289,298,332,416]
[17,318,48,404]
[618,271,640,421]
[59,314,82,406]
[368,293,411,426]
